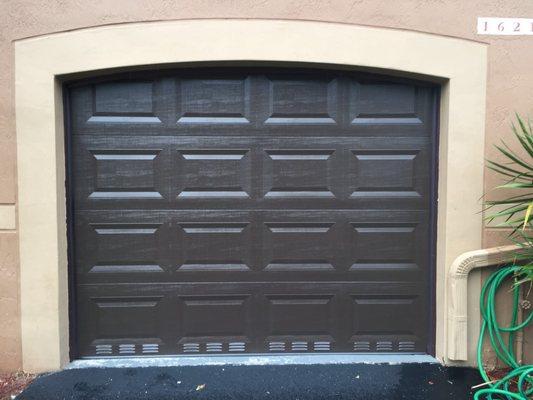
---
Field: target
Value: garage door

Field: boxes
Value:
[67,67,438,357]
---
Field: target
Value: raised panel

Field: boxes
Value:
[263,150,335,198]
[266,295,333,336]
[179,295,250,337]
[350,295,421,351]
[350,150,420,198]
[89,150,163,199]
[263,223,336,271]
[265,78,337,124]
[88,224,163,274]
[177,149,251,198]
[92,296,163,338]
[89,81,161,123]
[177,222,252,270]
[350,82,422,125]
[177,78,250,124]
[350,223,418,271]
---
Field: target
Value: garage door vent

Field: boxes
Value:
[353,341,371,352]
[398,341,415,352]
[206,342,223,352]
[95,344,113,356]
[291,341,308,351]
[376,341,393,352]
[228,342,246,352]
[182,343,200,353]
[142,344,159,354]
[313,341,331,351]
[118,344,136,355]
[268,342,286,352]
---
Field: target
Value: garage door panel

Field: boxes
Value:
[349,222,427,274]
[69,68,437,357]
[89,149,165,200]
[91,296,163,338]
[177,295,253,346]
[73,142,170,205]
[72,72,434,136]
[91,81,160,123]
[88,223,163,272]
[76,289,171,357]
[262,149,337,199]
[74,209,429,284]
[76,280,425,356]
[176,148,252,199]
[73,135,430,209]
[70,70,434,136]
[74,211,172,281]
[262,222,338,271]
[349,81,430,125]
[350,294,427,353]
[177,76,252,125]
[176,222,254,272]
[70,80,168,131]
[263,75,339,125]
[265,294,335,337]
[348,148,428,199]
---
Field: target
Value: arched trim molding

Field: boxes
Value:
[15,19,487,372]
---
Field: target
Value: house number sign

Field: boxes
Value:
[478,17,533,35]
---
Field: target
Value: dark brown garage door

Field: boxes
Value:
[67,67,438,358]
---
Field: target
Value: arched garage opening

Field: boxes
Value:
[15,20,486,371]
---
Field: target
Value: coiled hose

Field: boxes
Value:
[474,266,533,399]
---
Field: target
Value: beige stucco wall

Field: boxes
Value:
[1,0,532,372]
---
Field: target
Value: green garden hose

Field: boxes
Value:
[474,266,533,400]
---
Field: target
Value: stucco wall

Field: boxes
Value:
[1,0,532,372]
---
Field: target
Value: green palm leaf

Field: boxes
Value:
[485,115,533,287]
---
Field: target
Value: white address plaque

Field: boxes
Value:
[478,17,533,35]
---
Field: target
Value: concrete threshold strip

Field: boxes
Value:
[67,354,438,369]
